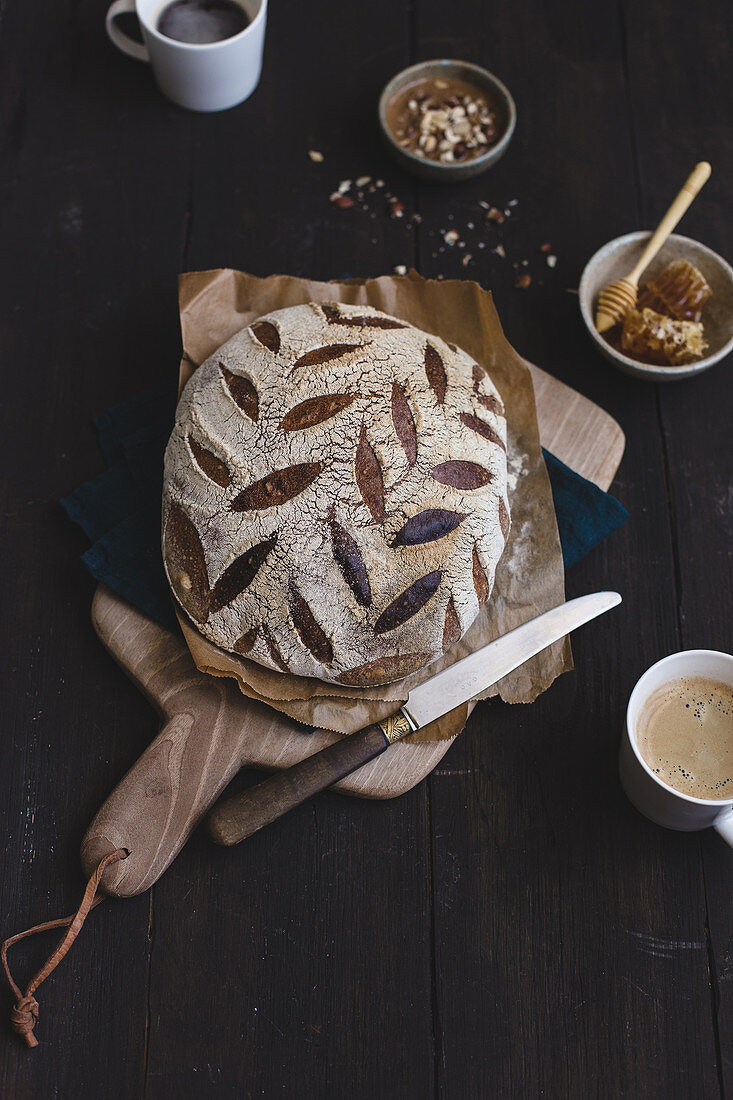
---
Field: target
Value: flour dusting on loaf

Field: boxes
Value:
[162,302,510,686]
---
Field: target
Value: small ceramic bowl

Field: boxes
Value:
[579,231,733,381]
[378,59,516,183]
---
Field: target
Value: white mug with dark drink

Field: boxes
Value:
[105,0,267,112]
[620,650,733,845]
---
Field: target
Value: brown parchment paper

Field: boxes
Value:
[173,268,572,742]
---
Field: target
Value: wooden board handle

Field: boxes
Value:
[629,161,711,283]
[207,724,390,847]
[81,691,262,897]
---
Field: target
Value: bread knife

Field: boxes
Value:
[207,591,621,846]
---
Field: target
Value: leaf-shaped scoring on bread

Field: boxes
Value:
[261,624,290,672]
[164,502,210,624]
[460,412,506,452]
[424,344,447,404]
[355,426,386,523]
[321,304,407,329]
[442,598,461,650]
[373,570,442,635]
[288,583,334,664]
[472,545,489,605]
[391,509,467,547]
[188,436,231,488]
[233,627,258,655]
[330,519,372,606]
[209,536,278,614]
[430,460,493,489]
[279,393,356,431]
[220,364,259,422]
[498,498,510,540]
[230,462,325,512]
[476,393,504,416]
[250,320,280,353]
[391,382,417,466]
[336,652,432,686]
[292,344,361,370]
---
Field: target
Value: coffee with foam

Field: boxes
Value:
[637,676,733,800]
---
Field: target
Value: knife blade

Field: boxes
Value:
[207,591,621,846]
[403,590,621,730]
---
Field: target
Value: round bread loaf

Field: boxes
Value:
[162,302,510,686]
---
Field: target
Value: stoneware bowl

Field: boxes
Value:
[378,59,516,183]
[579,231,733,381]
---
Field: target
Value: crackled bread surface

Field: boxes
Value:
[162,302,510,686]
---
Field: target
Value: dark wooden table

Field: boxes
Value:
[1,0,731,1096]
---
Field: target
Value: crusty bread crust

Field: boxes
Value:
[162,302,509,686]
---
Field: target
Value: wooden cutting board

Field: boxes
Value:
[92,362,624,804]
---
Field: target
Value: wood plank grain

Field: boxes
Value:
[0,0,191,1087]
[414,0,722,1095]
[0,0,726,1093]
[619,0,733,1091]
[528,363,625,491]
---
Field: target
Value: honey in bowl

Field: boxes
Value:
[603,259,713,367]
[638,259,712,322]
[385,76,504,165]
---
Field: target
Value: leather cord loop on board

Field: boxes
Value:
[1,848,128,1048]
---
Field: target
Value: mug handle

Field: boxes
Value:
[106,0,150,62]
[713,807,733,848]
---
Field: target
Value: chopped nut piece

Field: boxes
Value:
[444,229,460,244]
[393,265,407,275]
[486,207,505,224]
[356,176,372,188]
[514,273,532,289]
[547,255,557,268]
[337,179,352,194]
[388,198,405,218]
[492,244,506,258]
[461,253,472,267]
[330,193,355,209]
[308,150,324,163]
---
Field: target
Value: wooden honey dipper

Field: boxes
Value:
[595,161,711,333]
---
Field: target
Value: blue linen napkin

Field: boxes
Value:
[61,389,628,630]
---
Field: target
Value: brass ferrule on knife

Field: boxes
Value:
[376,709,418,744]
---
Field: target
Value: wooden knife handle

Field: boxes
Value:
[207,724,391,847]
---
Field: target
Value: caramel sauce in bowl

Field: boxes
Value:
[379,59,516,182]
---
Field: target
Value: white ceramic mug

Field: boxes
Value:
[105,0,267,112]
[620,650,733,846]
